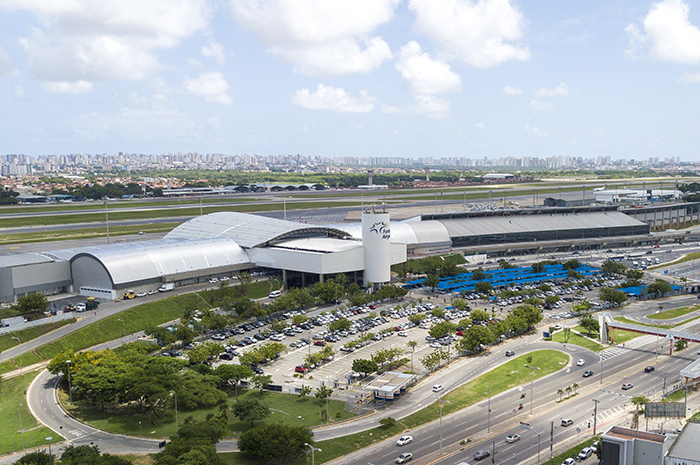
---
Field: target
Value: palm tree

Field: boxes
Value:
[557,389,564,401]
[407,340,417,373]
[565,386,572,398]
[572,383,579,394]
[630,395,650,429]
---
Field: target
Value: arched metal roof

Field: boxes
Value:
[165,212,351,248]
[67,238,250,285]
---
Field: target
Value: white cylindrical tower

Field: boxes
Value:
[362,206,391,288]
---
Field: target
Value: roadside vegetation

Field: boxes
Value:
[647,304,700,320]
[0,320,75,352]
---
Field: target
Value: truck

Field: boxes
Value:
[85,297,99,310]
[1,316,28,328]
[159,283,175,292]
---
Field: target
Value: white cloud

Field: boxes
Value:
[201,41,226,65]
[535,83,569,97]
[14,85,27,99]
[0,46,18,77]
[502,85,523,95]
[40,80,93,94]
[625,0,700,64]
[13,0,211,89]
[291,84,375,112]
[409,0,530,68]
[679,71,700,83]
[230,0,398,76]
[525,123,548,137]
[395,41,462,95]
[181,72,233,105]
[475,122,484,129]
[530,99,553,110]
[208,117,222,129]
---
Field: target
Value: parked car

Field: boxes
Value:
[576,447,593,460]
[562,458,575,465]
[294,365,309,374]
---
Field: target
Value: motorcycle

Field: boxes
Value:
[518,403,523,410]
[520,392,526,399]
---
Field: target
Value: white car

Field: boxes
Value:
[395,453,413,464]
[505,433,520,443]
[562,459,575,465]
[433,384,443,392]
[577,359,585,366]
[396,435,413,446]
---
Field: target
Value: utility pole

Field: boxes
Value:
[593,399,600,435]
[550,421,554,459]
[487,382,491,433]
[491,439,496,464]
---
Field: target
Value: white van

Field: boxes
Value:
[269,290,282,299]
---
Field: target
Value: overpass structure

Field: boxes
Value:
[599,312,700,356]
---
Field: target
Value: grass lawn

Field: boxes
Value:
[0,372,59,456]
[615,315,700,331]
[0,320,75,352]
[647,305,700,320]
[60,387,355,440]
[402,350,569,427]
[551,330,604,352]
[648,252,700,270]
[609,328,644,345]
[541,436,599,465]
[662,390,686,403]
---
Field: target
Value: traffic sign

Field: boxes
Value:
[520,422,530,429]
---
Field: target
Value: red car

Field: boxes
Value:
[295,365,309,374]
[314,340,326,347]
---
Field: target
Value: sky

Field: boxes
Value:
[2,0,700,162]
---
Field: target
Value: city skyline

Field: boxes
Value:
[2,1,700,160]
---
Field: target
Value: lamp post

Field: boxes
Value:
[66,360,73,404]
[46,437,53,464]
[18,402,24,449]
[12,336,22,375]
[170,392,178,427]
[117,318,126,340]
[304,443,321,465]
[434,396,451,455]
[525,363,540,414]
[139,420,142,437]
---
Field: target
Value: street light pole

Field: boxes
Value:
[104,199,110,244]
[66,360,72,404]
[18,402,24,449]
[593,399,600,435]
[46,437,53,464]
[525,364,540,414]
[487,382,491,433]
[12,336,22,375]
[304,443,321,465]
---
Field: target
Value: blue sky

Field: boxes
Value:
[1,0,700,161]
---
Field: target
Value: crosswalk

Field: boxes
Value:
[576,403,630,431]
[600,335,656,362]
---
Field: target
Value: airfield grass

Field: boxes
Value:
[647,304,700,320]
[0,372,59,456]
[0,279,280,375]
[550,330,604,352]
[0,223,179,246]
[0,201,363,228]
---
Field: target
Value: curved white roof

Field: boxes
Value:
[165,212,351,248]
[69,238,250,285]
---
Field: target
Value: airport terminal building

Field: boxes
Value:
[0,206,650,303]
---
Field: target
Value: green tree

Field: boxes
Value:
[562,259,581,271]
[531,262,546,273]
[428,321,458,339]
[599,287,628,307]
[250,374,273,393]
[647,280,673,298]
[469,309,490,323]
[238,424,313,464]
[579,314,600,336]
[601,260,627,275]
[472,268,487,280]
[424,274,440,291]
[154,418,225,465]
[12,292,49,314]
[328,317,352,332]
[231,398,271,427]
[474,281,493,294]
[456,325,494,353]
[352,358,378,377]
